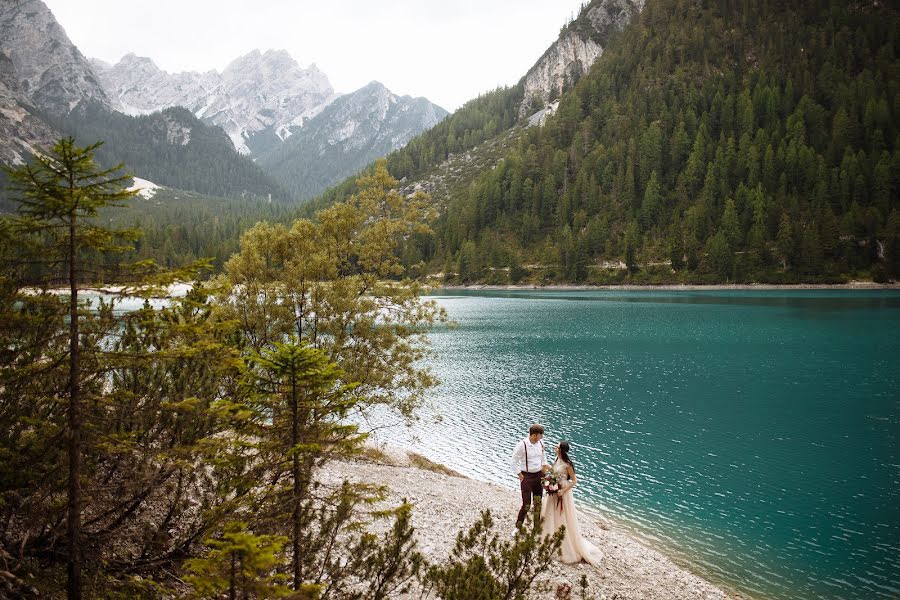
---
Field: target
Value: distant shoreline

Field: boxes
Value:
[436,281,900,291]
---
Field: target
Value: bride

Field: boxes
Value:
[541,441,603,565]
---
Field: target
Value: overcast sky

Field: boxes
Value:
[42,0,587,111]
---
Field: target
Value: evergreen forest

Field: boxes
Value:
[41,103,287,202]
[428,0,900,284]
[312,0,900,285]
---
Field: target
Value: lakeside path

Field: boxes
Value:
[438,281,899,291]
[322,446,741,600]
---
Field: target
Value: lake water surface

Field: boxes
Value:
[370,289,899,600]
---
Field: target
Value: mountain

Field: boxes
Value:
[0,0,286,203]
[0,51,57,168]
[430,0,900,284]
[256,81,448,200]
[0,0,110,116]
[308,0,898,285]
[42,103,287,201]
[0,0,107,168]
[307,0,643,206]
[90,47,449,198]
[91,50,336,155]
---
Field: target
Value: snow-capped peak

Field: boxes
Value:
[92,48,336,155]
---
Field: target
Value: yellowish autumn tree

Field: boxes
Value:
[211,159,442,594]
[215,159,444,418]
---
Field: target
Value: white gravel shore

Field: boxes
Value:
[322,445,742,600]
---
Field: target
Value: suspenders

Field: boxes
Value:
[523,439,544,472]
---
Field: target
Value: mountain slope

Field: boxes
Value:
[0,51,57,168]
[42,103,287,201]
[432,0,900,284]
[0,0,110,115]
[0,0,103,168]
[257,81,448,200]
[89,48,448,199]
[519,0,644,115]
[307,0,642,209]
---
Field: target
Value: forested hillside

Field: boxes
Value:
[43,103,288,202]
[105,187,293,271]
[386,85,525,182]
[301,84,525,216]
[432,0,899,284]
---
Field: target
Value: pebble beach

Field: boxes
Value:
[322,445,740,600]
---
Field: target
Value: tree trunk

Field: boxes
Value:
[66,210,82,600]
[229,552,236,600]
[291,371,301,590]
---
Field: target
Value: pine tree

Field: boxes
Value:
[184,523,292,599]
[424,510,563,600]
[246,341,361,591]
[2,138,142,599]
[776,213,795,271]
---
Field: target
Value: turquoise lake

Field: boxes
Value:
[370,289,900,600]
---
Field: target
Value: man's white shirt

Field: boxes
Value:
[511,437,547,475]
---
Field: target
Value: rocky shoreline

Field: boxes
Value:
[323,445,742,600]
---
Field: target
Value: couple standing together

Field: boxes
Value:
[511,423,603,565]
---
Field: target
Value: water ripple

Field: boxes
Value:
[363,290,900,600]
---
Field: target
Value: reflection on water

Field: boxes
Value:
[365,289,900,600]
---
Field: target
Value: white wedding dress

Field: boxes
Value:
[540,458,603,565]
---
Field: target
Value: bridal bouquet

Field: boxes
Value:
[542,471,564,512]
[542,470,560,495]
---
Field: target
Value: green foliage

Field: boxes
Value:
[104,187,293,272]
[0,141,558,600]
[348,502,424,600]
[184,523,291,599]
[423,510,564,600]
[0,138,219,599]
[215,160,445,417]
[243,340,362,589]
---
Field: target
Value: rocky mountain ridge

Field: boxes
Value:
[90,48,448,170]
[0,0,112,166]
[0,0,447,204]
[257,81,448,199]
[0,0,287,202]
[90,50,336,154]
[520,0,644,115]
[0,0,111,116]
[0,50,57,166]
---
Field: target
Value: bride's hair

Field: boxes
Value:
[558,440,575,471]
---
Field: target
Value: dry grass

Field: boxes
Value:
[407,452,464,477]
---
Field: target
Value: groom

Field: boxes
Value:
[511,423,550,526]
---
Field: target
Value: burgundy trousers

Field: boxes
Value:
[516,471,543,525]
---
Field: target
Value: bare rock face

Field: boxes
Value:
[0,50,58,166]
[520,0,644,116]
[0,0,110,116]
[91,49,335,155]
[521,31,603,115]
